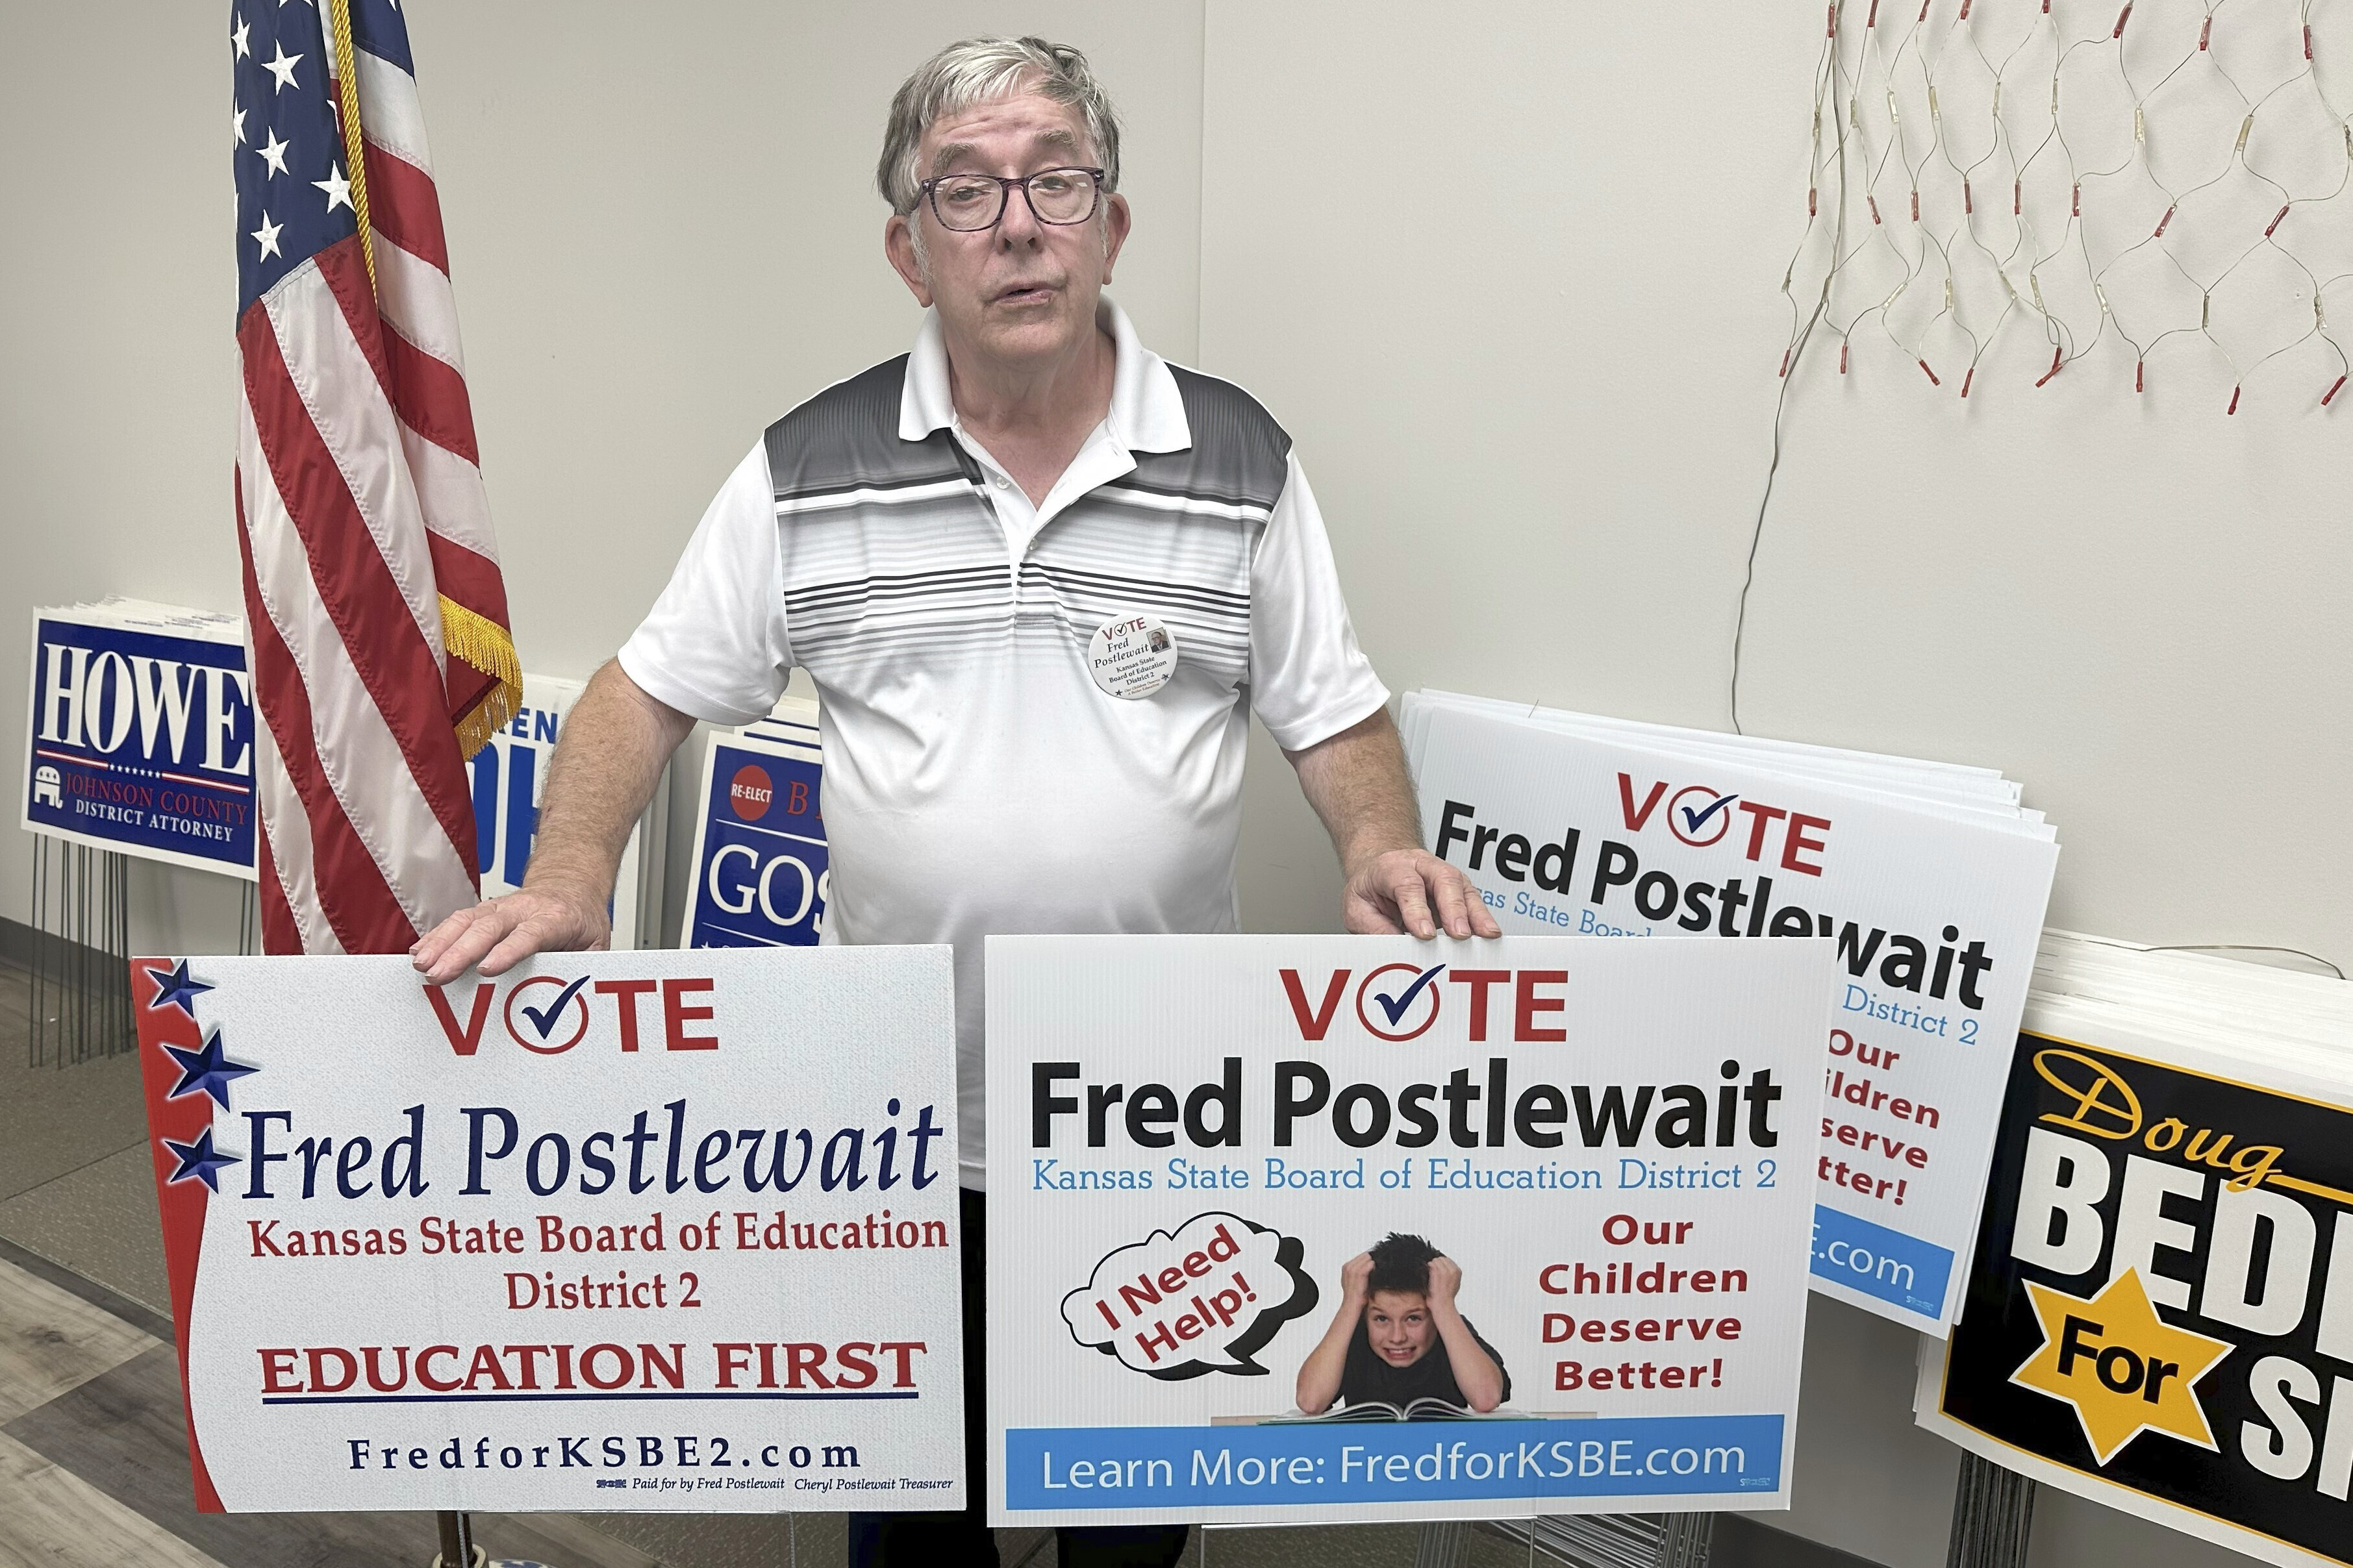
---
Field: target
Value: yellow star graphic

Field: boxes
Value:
[2009,1269,2235,1466]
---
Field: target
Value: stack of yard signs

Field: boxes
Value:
[1401,690,2060,1333]
[1920,931,2353,1567]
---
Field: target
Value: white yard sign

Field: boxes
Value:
[987,934,1831,1528]
[1407,701,2058,1330]
[135,947,964,1513]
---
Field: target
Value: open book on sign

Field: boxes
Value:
[1250,1401,1554,1424]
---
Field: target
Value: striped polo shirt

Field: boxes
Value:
[620,299,1388,1186]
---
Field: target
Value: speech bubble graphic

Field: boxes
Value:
[1061,1212,1319,1380]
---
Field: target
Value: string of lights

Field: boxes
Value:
[1778,0,2353,408]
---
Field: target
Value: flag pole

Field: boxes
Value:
[434,1508,477,1568]
[329,3,474,1556]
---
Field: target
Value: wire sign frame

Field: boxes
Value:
[1779,0,2353,408]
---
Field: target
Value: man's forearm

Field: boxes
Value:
[1287,708,1420,876]
[523,660,694,902]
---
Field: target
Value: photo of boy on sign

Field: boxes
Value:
[1294,1234,1511,1417]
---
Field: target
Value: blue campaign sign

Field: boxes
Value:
[21,609,257,878]
[464,673,658,949]
[683,728,828,948]
[468,686,566,895]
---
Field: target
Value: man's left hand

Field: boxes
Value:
[1342,848,1502,940]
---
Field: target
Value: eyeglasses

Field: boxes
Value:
[916,167,1107,232]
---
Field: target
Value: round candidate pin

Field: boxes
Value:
[1088,612,1179,699]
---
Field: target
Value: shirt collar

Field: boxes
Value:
[898,295,1190,454]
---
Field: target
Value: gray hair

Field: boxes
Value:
[876,37,1122,218]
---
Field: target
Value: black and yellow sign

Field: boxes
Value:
[1937,1030,2353,1563]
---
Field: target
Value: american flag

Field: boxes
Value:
[231,0,518,956]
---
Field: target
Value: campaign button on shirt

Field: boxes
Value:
[1088,613,1179,699]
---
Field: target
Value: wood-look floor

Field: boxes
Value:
[0,1243,664,1568]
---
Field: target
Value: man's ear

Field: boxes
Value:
[1100,192,1132,284]
[884,214,933,307]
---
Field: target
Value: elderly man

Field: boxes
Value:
[414,34,1496,1566]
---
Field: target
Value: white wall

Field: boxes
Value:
[6,4,2345,1564]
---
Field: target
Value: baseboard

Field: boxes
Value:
[0,912,129,980]
[0,1234,177,1344]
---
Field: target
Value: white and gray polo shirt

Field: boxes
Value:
[620,299,1389,1186]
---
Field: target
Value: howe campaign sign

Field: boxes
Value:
[133,947,963,1513]
[22,602,256,877]
[22,611,661,938]
[986,935,1831,1528]
[1922,997,2353,1567]
[1404,696,2058,1332]
[471,674,662,949]
[683,719,827,949]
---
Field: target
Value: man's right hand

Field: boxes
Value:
[412,886,611,985]
[410,659,693,986]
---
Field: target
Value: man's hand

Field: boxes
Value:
[409,660,692,986]
[1342,847,1501,940]
[412,886,610,985]
[1426,1254,1463,1311]
[1339,1251,1375,1302]
[1288,708,1502,942]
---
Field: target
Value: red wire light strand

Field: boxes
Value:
[1777,1,2353,407]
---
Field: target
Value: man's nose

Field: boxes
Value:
[996,185,1044,246]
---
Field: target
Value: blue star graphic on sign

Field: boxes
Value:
[162,1130,242,1192]
[163,1032,260,1110]
[144,960,214,1019]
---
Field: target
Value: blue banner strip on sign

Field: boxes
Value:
[1003,1415,1783,1510]
[1807,1204,1950,1318]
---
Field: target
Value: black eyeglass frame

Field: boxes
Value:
[914,166,1109,232]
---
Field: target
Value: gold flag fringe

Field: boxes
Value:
[442,594,523,760]
[329,0,517,764]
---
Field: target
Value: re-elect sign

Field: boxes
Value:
[23,612,256,876]
[684,728,827,949]
[134,948,963,1513]
[987,935,1831,1528]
